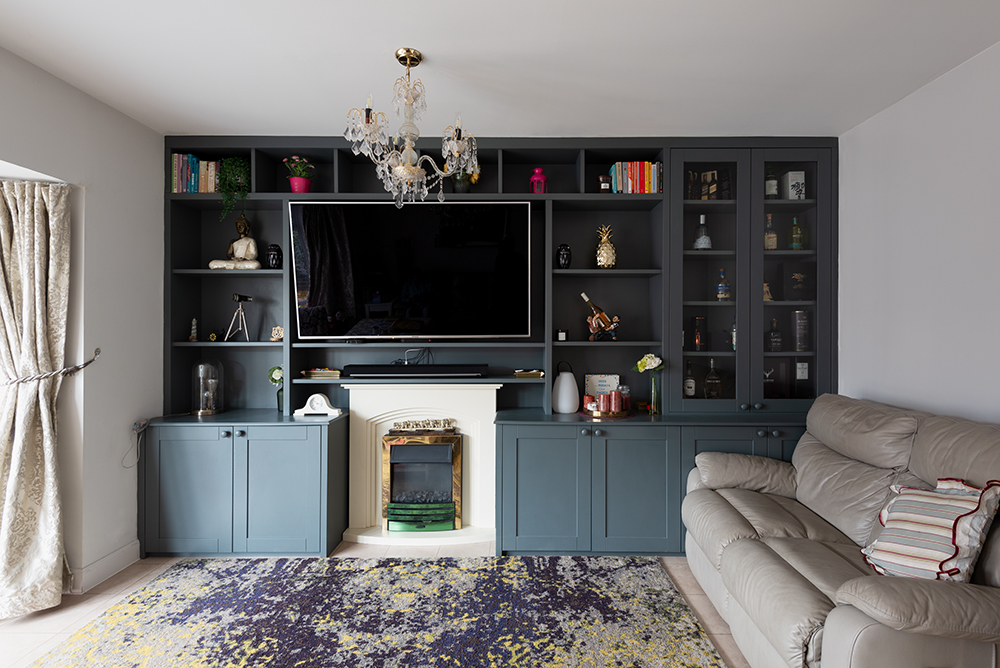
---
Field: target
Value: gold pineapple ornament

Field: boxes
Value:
[596,225,617,268]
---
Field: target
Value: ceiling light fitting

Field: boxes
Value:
[344,48,478,208]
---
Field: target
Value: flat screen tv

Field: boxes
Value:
[289,201,531,340]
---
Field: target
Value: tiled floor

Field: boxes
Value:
[0,545,747,668]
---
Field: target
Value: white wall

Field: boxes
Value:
[839,42,1000,423]
[0,47,162,590]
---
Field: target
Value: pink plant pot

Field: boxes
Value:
[290,177,312,193]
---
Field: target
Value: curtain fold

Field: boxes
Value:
[0,180,71,619]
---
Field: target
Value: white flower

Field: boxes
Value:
[636,353,663,373]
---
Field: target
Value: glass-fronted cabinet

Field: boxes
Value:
[668,145,834,415]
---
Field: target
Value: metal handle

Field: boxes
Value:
[594,429,604,437]
[757,430,767,438]
[580,429,590,436]
[236,430,246,437]
[771,430,780,438]
[740,403,750,411]
[754,403,764,411]
[221,430,232,438]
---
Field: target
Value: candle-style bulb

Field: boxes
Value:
[366,93,373,109]
[455,114,462,129]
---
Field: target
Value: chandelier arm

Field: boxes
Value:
[417,154,449,178]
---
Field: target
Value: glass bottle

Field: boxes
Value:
[788,217,804,250]
[765,165,778,199]
[694,214,712,250]
[731,317,737,351]
[704,358,722,399]
[716,268,731,301]
[764,213,777,250]
[683,361,696,398]
[767,318,783,352]
[580,292,611,329]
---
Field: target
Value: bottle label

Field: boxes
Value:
[684,379,695,397]
[764,233,777,250]
[694,235,712,250]
[717,285,730,300]
[789,240,803,250]
[765,181,778,196]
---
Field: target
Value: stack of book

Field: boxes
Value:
[513,369,545,379]
[171,153,221,193]
[300,368,341,379]
[607,161,662,194]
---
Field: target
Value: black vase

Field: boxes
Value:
[266,244,283,269]
[557,244,572,269]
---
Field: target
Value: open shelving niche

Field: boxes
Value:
[164,137,832,418]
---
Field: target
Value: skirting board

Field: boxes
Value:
[66,539,141,594]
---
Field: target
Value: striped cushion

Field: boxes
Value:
[861,478,1000,582]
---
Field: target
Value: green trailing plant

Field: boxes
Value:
[218,157,251,221]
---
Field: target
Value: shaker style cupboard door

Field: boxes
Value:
[499,425,592,553]
[235,425,324,554]
[591,426,679,553]
[143,425,235,554]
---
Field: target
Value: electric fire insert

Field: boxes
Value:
[381,426,462,532]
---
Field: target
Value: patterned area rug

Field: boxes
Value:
[34,556,724,667]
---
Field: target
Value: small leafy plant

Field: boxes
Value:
[218,157,250,222]
[283,155,315,179]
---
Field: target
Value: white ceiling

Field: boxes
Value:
[2,0,1000,138]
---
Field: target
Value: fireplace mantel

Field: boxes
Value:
[341,384,500,546]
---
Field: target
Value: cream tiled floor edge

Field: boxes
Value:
[0,546,748,668]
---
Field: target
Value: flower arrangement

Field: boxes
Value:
[452,165,480,184]
[267,365,284,387]
[632,353,664,373]
[283,156,315,179]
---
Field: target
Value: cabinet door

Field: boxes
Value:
[144,425,234,554]
[500,425,592,552]
[235,425,322,554]
[750,147,834,412]
[592,425,679,553]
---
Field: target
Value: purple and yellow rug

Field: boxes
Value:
[34,556,724,667]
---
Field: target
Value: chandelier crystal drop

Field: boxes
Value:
[344,48,478,208]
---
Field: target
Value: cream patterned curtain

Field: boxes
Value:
[0,181,71,618]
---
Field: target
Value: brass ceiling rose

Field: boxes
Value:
[395,48,422,69]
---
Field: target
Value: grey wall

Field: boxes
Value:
[839,41,1000,423]
[0,47,162,590]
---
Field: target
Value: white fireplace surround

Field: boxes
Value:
[342,384,500,545]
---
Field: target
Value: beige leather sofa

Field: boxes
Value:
[682,393,1000,668]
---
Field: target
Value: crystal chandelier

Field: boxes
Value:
[344,48,478,208]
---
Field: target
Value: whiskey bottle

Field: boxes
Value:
[765,165,779,199]
[704,358,721,399]
[764,213,777,250]
[580,292,612,329]
[684,360,696,398]
[767,318,783,352]
[716,268,731,301]
[788,217,804,250]
[694,215,712,250]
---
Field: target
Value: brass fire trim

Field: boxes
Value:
[381,432,462,531]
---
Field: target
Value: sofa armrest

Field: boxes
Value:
[836,576,1000,643]
[694,452,797,498]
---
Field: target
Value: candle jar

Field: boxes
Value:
[598,175,612,193]
[610,390,623,412]
[598,393,611,412]
[619,385,631,412]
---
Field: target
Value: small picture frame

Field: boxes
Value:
[584,374,620,397]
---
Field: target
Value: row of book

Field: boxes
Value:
[608,161,663,194]
[171,153,220,193]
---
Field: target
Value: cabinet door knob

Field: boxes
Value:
[756,430,767,438]
[754,403,765,411]
[740,403,750,411]
[580,429,590,436]
[771,430,781,438]
[594,429,604,437]
[221,430,232,438]
[236,430,246,437]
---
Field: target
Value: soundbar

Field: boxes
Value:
[343,364,489,378]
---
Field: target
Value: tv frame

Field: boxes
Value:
[288,200,532,341]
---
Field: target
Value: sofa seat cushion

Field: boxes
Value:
[721,538,836,668]
[682,486,854,569]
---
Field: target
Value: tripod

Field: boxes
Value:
[225,293,252,342]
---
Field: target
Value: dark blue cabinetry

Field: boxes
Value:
[139,410,348,557]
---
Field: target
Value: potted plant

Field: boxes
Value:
[268,365,284,411]
[450,165,480,193]
[284,155,315,193]
[218,157,251,222]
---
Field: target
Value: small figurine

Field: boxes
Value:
[189,318,198,342]
[587,314,620,341]
[270,325,284,342]
[209,213,261,270]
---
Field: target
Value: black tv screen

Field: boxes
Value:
[289,201,532,340]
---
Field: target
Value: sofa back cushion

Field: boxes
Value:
[805,394,923,469]
[909,414,1000,587]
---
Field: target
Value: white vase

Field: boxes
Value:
[552,367,580,414]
